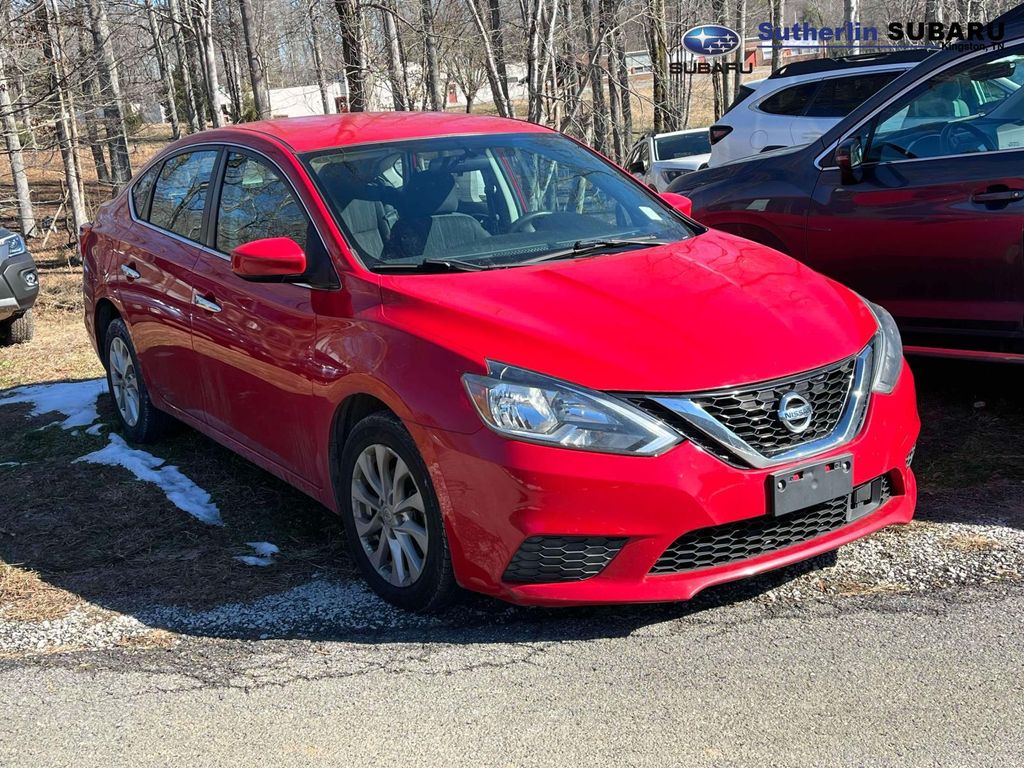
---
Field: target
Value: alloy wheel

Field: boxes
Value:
[108,336,140,427]
[351,443,430,587]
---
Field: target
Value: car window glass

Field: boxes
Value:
[304,133,694,269]
[131,165,160,219]
[654,132,712,159]
[216,152,309,254]
[148,150,218,241]
[805,72,900,118]
[758,83,819,116]
[864,46,1024,163]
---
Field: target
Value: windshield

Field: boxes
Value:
[654,132,711,160]
[302,133,696,272]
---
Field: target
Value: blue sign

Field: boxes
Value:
[682,25,742,57]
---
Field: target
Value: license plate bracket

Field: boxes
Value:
[769,455,853,517]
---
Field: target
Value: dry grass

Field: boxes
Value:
[0,563,80,622]
[942,533,1005,554]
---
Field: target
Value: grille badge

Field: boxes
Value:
[778,391,813,434]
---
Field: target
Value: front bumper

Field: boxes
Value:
[412,362,919,606]
[0,251,39,321]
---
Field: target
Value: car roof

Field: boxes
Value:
[221,112,552,153]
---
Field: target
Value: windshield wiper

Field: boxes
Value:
[521,237,672,266]
[371,258,488,273]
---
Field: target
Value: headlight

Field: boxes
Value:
[1,233,26,256]
[863,300,903,394]
[462,363,681,456]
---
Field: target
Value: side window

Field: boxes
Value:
[864,46,1024,163]
[805,72,900,118]
[131,165,160,219]
[758,83,820,116]
[149,150,218,241]
[215,152,309,254]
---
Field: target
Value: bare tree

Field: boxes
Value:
[645,0,671,133]
[309,0,333,114]
[420,0,444,110]
[86,0,133,187]
[770,0,783,72]
[239,0,271,118]
[146,0,181,138]
[194,0,226,126]
[0,50,35,236]
[334,0,366,110]
[169,0,201,131]
[845,0,860,54]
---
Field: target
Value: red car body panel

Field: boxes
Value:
[81,114,920,605]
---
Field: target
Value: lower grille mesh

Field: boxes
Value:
[503,536,627,584]
[651,475,895,575]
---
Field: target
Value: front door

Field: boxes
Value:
[805,43,1024,345]
[189,149,324,482]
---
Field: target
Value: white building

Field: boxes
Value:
[268,82,348,117]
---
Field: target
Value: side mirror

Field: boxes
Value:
[230,237,307,281]
[835,137,864,185]
[660,191,693,217]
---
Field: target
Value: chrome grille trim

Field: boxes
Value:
[646,345,873,469]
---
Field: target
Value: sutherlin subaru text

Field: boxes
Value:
[81,113,919,610]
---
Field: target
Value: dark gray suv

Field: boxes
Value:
[0,228,38,345]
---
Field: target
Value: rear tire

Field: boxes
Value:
[103,318,172,443]
[0,310,34,345]
[339,412,456,612]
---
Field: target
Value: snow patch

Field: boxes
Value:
[0,461,23,468]
[0,379,107,430]
[235,541,280,567]
[85,423,105,436]
[75,434,223,526]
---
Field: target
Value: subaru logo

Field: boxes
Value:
[778,392,813,434]
[682,25,741,57]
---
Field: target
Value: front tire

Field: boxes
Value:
[104,318,172,443]
[339,412,456,611]
[0,310,34,345]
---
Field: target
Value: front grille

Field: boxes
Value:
[691,357,857,457]
[503,536,627,584]
[650,474,894,575]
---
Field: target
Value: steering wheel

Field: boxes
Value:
[510,211,554,233]
[939,121,996,155]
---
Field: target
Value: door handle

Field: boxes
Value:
[972,188,1024,203]
[193,294,222,313]
[120,264,141,280]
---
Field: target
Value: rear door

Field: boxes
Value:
[754,81,821,154]
[118,149,219,420]
[189,147,327,482]
[806,44,1024,344]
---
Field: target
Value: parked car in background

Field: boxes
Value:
[82,112,918,611]
[625,128,712,190]
[0,228,38,346]
[671,19,1024,360]
[708,49,938,167]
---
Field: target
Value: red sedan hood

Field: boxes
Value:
[379,230,877,392]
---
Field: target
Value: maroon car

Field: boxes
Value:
[671,14,1024,362]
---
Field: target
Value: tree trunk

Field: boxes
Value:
[770,0,783,72]
[420,0,444,111]
[87,0,133,188]
[612,20,632,146]
[645,0,670,133]
[169,0,200,132]
[334,0,365,111]
[40,0,88,235]
[463,0,512,118]
[525,0,547,124]
[580,0,607,153]
[309,0,333,114]
[380,1,408,111]
[488,0,512,110]
[181,0,209,128]
[76,17,112,185]
[238,0,271,119]
[195,0,225,126]
[0,55,36,236]
[844,0,859,54]
[600,0,622,159]
[146,0,181,138]
[733,0,746,98]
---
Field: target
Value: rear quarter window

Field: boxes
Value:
[758,83,820,116]
[804,71,901,118]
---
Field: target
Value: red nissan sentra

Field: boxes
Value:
[81,113,919,610]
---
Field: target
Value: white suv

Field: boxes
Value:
[709,50,936,167]
[625,128,712,191]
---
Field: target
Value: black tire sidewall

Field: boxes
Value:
[339,413,454,611]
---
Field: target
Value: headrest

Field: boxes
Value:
[400,171,459,217]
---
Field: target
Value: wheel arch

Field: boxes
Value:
[94,298,122,366]
[328,392,396,510]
